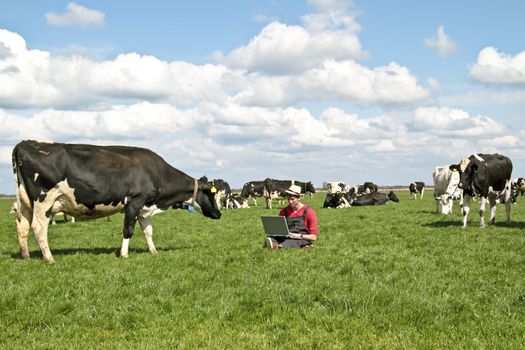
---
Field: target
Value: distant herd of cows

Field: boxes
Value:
[8,140,524,262]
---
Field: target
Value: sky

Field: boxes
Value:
[1,0,525,194]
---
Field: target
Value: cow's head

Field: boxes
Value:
[450,158,478,196]
[435,169,460,215]
[305,181,316,193]
[387,191,400,202]
[435,194,454,215]
[194,179,222,219]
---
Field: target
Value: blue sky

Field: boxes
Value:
[1,0,524,194]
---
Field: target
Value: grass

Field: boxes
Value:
[1,192,525,349]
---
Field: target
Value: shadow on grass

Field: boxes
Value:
[424,220,525,229]
[423,221,461,228]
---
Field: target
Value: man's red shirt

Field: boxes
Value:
[279,204,318,236]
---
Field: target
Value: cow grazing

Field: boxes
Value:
[450,153,513,228]
[12,140,221,263]
[432,165,463,215]
[240,181,265,206]
[409,181,425,199]
[263,178,316,209]
[323,192,351,208]
[350,191,399,206]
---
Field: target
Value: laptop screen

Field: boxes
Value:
[261,216,289,236]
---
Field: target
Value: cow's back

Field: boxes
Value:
[14,140,175,208]
[477,154,513,192]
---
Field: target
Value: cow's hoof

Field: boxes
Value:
[120,255,129,259]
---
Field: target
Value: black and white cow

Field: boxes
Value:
[511,178,525,197]
[326,181,351,194]
[449,153,513,228]
[12,140,221,263]
[323,192,352,208]
[432,165,463,215]
[224,193,250,209]
[409,181,425,199]
[240,181,265,206]
[355,182,379,195]
[263,178,316,209]
[350,191,399,206]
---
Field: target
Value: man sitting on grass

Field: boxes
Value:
[265,184,318,249]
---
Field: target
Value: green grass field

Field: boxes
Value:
[1,192,525,349]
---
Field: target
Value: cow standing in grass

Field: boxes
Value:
[12,140,221,263]
[263,178,316,209]
[240,181,265,206]
[433,165,463,215]
[450,153,512,228]
[409,181,425,199]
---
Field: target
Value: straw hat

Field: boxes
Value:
[285,184,302,196]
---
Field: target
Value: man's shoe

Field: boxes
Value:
[265,237,279,249]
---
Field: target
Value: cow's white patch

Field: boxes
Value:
[474,153,485,162]
[460,158,470,172]
[139,205,165,218]
[34,173,39,182]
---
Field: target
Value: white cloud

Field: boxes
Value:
[0,29,427,110]
[219,21,366,74]
[413,106,507,137]
[469,47,525,85]
[218,0,366,76]
[297,60,429,103]
[424,26,457,58]
[45,2,105,28]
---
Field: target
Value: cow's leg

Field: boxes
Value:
[461,195,471,228]
[120,202,142,258]
[505,182,512,224]
[252,197,258,207]
[138,216,158,255]
[421,188,424,199]
[488,195,497,225]
[266,197,272,209]
[32,203,54,263]
[16,201,32,259]
[478,197,487,228]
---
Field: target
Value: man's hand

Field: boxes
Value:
[287,232,303,240]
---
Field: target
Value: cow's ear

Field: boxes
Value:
[449,164,459,172]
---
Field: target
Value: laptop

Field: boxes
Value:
[261,216,290,236]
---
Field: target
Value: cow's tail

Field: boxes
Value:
[12,144,25,219]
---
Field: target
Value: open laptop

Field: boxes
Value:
[261,216,290,236]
